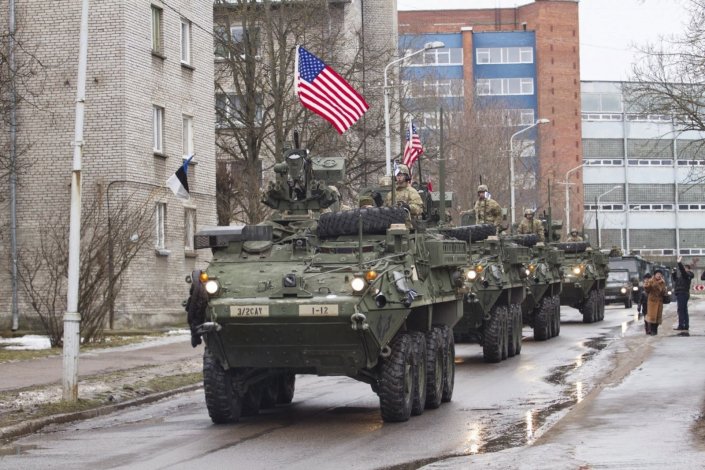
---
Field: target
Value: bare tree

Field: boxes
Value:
[18,189,156,347]
[214,0,392,224]
[626,0,705,181]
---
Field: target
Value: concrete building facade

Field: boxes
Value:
[0,1,216,329]
[581,81,705,264]
[399,0,582,227]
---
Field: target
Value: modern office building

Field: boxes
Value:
[581,81,705,264]
[399,0,582,227]
[0,1,216,329]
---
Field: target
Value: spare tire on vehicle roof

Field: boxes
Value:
[512,234,539,247]
[554,241,589,253]
[441,224,496,243]
[317,207,407,238]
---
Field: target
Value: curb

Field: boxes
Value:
[0,383,202,443]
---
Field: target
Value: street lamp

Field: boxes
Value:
[509,118,550,225]
[596,185,620,248]
[563,163,584,237]
[383,41,445,176]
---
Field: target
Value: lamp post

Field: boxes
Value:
[383,41,444,177]
[509,118,550,225]
[563,163,584,236]
[596,185,620,248]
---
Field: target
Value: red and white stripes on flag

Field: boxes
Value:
[402,121,424,170]
[295,46,369,134]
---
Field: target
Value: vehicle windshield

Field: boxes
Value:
[608,271,630,282]
[608,259,638,275]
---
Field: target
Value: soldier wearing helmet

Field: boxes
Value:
[517,208,545,241]
[384,164,423,216]
[474,184,502,229]
[566,228,583,242]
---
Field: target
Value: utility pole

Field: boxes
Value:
[63,0,90,402]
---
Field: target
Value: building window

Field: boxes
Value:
[581,92,622,113]
[151,6,163,54]
[182,115,194,158]
[404,47,463,66]
[180,19,191,65]
[476,78,533,96]
[215,24,260,59]
[476,47,533,64]
[153,105,164,153]
[405,79,464,98]
[215,93,263,128]
[155,203,166,250]
[501,109,535,126]
[184,208,196,252]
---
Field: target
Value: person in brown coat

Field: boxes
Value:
[644,270,667,335]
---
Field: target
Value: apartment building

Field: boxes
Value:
[0,1,216,329]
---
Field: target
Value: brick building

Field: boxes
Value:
[399,0,582,228]
[0,1,216,329]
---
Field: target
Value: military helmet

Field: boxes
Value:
[570,228,578,234]
[477,184,488,193]
[359,195,375,207]
[396,164,410,176]
[524,208,534,216]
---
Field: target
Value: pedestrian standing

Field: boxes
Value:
[644,270,667,335]
[638,273,652,334]
[673,256,694,331]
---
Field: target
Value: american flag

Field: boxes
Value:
[295,46,369,134]
[402,122,424,169]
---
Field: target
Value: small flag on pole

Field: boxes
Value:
[402,121,424,170]
[166,155,193,201]
[295,46,369,134]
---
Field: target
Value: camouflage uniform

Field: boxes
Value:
[474,198,502,227]
[385,185,423,216]
[566,233,583,242]
[518,217,545,242]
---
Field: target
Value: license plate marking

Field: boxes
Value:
[298,304,339,316]
[230,305,269,317]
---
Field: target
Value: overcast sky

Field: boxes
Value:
[397,0,690,81]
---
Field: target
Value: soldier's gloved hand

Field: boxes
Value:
[371,191,383,207]
[190,333,202,348]
[397,201,411,213]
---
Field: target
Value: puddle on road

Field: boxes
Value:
[0,443,40,456]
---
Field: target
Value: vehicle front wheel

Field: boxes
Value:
[203,348,242,424]
[378,333,414,422]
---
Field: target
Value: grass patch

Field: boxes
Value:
[0,349,60,363]
[136,372,202,393]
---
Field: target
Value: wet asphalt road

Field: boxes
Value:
[0,305,641,470]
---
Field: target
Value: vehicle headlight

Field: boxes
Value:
[205,279,220,295]
[572,266,582,275]
[524,268,531,277]
[351,277,366,292]
[632,286,639,291]
[620,287,627,294]
[466,270,478,281]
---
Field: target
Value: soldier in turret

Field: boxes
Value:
[566,228,583,242]
[384,164,423,216]
[474,184,502,230]
[517,208,545,242]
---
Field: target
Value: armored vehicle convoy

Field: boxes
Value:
[185,146,466,424]
[441,225,529,363]
[556,242,608,323]
[604,268,634,308]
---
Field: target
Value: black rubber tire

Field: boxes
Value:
[513,234,539,247]
[318,207,407,238]
[507,304,522,356]
[598,289,606,321]
[625,296,633,309]
[553,295,561,337]
[442,224,496,242]
[410,332,427,416]
[515,304,523,354]
[424,329,444,409]
[483,305,507,363]
[436,325,455,403]
[378,333,414,423]
[203,348,241,424]
[581,289,597,323]
[554,241,589,253]
[533,298,550,341]
[260,378,279,409]
[277,373,295,404]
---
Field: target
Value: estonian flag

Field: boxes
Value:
[167,155,193,201]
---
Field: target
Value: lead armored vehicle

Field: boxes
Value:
[186,145,466,423]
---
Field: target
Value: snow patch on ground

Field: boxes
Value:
[0,335,51,350]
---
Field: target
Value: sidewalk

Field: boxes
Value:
[430,297,705,469]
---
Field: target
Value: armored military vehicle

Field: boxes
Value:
[185,145,466,424]
[604,268,633,308]
[441,224,529,363]
[510,235,564,341]
[557,241,608,322]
